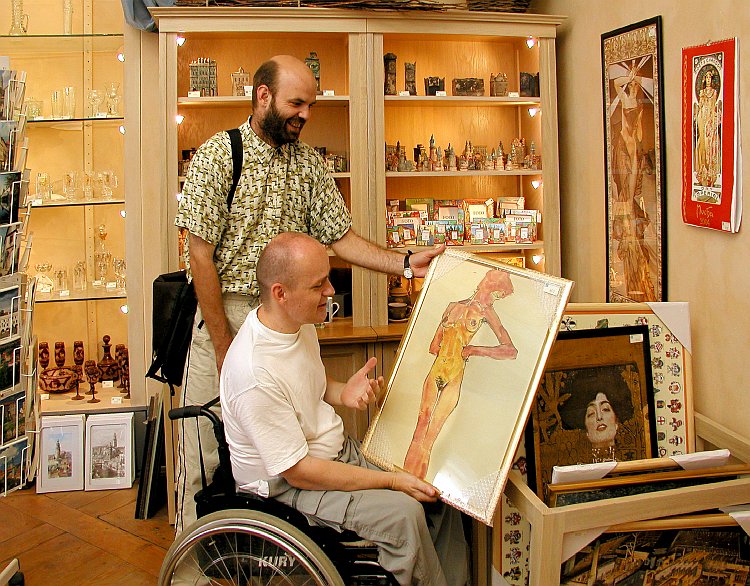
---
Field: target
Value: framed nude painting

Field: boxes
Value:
[602,16,667,302]
[362,250,572,524]
[529,326,657,501]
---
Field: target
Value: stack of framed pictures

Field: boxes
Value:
[36,411,134,494]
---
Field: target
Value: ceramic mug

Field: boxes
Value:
[388,301,410,321]
[325,296,340,323]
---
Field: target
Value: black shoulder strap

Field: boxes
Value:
[227,128,243,211]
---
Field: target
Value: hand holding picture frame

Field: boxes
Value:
[363,250,572,524]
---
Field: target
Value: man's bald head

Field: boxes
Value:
[252,55,316,109]
[256,232,325,304]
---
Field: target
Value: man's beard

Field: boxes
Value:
[258,99,305,146]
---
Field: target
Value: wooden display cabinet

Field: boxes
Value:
[0,0,142,411]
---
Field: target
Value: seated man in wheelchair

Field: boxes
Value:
[220,231,469,586]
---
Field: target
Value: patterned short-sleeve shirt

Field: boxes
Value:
[175,118,352,297]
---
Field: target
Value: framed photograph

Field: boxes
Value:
[0,436,27,495]
[548,463,750,507]
[681,38,741,232]
[85,412,134,491]
[561,525,750,584]
[0,171,21,225]
[602,17,667,303]
[561,302,694,455]
[37,414,85,493]
[363,250,572,524]
[529,326,657,500]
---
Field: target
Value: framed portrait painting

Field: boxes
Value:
[602,16,667,303]
[362,250,572,524]
[37,414,85,493]
[85,412,134,491]
[529,326,657,501]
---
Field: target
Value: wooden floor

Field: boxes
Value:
[1,482,173,585]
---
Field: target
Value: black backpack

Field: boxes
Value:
[146,128,243,392]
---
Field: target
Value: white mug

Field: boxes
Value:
[325,296,340,323]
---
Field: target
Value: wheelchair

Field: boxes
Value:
[158,399,398,586]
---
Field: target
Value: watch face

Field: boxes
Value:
[404,267,413,279]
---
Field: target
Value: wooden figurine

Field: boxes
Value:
[115,344,126,389]
[304,52,322,95]
[424,76,445,96]
[230,66,250,97]
[119,347,130,400]
[489,72,509,97]
[73,340,84,383]
[452,77,485,96]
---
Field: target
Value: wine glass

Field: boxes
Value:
[104,82,120,116]
[87,89,103,117]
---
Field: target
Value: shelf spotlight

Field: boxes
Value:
[120,304,129,314]
[116,46,125,62]
[120,209,126,218]
[175,114,185,125]
[526,36,537,49]
[528,106,540,117]
[176,35,186,47]
[118,125,126,135]
[531,179,542,190]
[176,192,183,202]
[532,254,544,265]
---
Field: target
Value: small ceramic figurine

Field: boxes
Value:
[384,53,397,95]
[304,52,322,95]
[405,62,417,95]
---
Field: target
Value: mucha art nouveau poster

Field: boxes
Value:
[602,17,667,303]
[362,251,572,524]
[682,38,741,232]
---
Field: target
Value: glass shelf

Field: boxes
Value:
[27,116,124,128]
[29,196,125,208]
[0,33,123,54]
[36,287,127,303]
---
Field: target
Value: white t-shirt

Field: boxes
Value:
[220,307,344,495]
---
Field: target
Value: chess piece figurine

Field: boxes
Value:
[304,52,322,95]
[38,341,50,369]
[84,360,101,403]
[97,334,120,381]
[405,62,417,95]
[384,53,397,95]
[54,342,65,368]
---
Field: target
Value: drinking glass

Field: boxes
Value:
[54,267,69,292]
[63,86,75,118]
[35,172,52,202]
[51,90,62,119]
[63,170,78,199]
[87,89,103,117]
[73,260,86,291]
[105,82,120,116]
[25,98,42,119]
[82,171,93,200]
[99,170,118,199]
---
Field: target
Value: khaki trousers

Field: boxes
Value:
[174,294,256,534]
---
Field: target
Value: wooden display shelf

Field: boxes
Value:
[27,116,124,127]
[39,383,133,415]
[0,33,123,54]
[384,96,541,107]
[386,169,540,178]
[177,95,349,107]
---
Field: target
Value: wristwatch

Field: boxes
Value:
[403,250,414,279]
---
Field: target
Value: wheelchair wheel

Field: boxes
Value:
[159,509,345,586]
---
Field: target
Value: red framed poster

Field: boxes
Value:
[682,38,742,232]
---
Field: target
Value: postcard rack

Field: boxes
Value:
[503,458,750,585]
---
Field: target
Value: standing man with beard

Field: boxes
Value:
[174,55,444,533]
